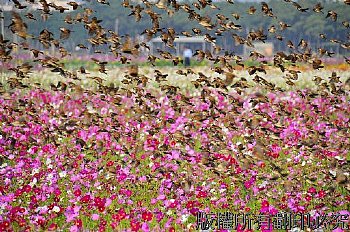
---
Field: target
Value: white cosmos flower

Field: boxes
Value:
[31,168,39,175]
[29,178,37,187]
[0,163,7,168]
[181,214,189,223]
[259,181,268,188]
[52,206,60,213]
[47,173,53,181]
[59,171,67,178]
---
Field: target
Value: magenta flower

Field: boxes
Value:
[91,214,99,221]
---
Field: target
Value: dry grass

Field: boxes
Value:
[1,66,349,94]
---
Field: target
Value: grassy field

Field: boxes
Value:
[1,65,350,92]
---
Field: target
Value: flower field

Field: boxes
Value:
[0,68,349,231]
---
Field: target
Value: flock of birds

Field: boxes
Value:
[0,0,349,193]
[0,0,349,96]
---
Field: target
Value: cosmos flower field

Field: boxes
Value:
[0,76,349,231]
[1,0,350,230]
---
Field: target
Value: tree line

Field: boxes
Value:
[1,0,349,57]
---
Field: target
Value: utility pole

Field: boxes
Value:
[1,7,4,39]
[0,3,5,79]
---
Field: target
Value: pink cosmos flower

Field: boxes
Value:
[69,225,79,232]
[170,150,180,160]
[141,222,150,232]
[91,214,99,221]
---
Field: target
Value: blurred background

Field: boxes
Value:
[0,0,349,64]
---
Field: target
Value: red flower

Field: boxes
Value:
[118,173,127,182]
[42,144,50,152]
[229,157,237,165]
[345,195,350,202]
[33,187,41,194]
[261,200,269,208]
[113,208,127,221]
[23,185,32,193]
[94,197,105,208]
[18,218,26,227]
[221,203,229,209]
[196,191,207,198]
[15,188,23,197]
[142,211,153,221]
[81,195,91,204]
[107,161,114,167]
[186,201,195,209]
[48,223,57,231]
[110,221,118,230]
[259,162,266,168]
[74,189,81,197]
[169,200,178,208]
[305,194,312,202]
[100,219,107,226]
[308,187,316,194]
[235,167,242,174]
[318,190,326,198]
[190,207,199,215]
[130,220,141,231]
[110,194,117,200]
[37,218,45,226]
[279,204,287,210]
[72,162,79,168]
[54,188,61,196]
[75,219,82,228]
[112,214,119,221]
[1,221,10,229]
